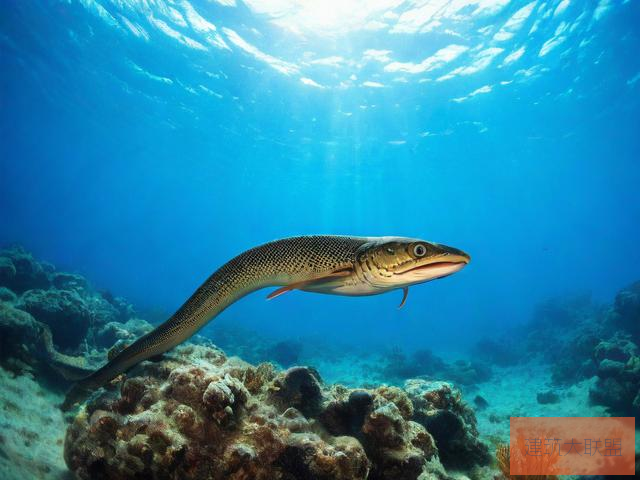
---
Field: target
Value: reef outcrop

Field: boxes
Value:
[405,380,490,471]
[0,246,139,381]
[470,284,640,420]
[63,343,492,480]
[589,333,640,416]
[611,280,640,340]
[381,347,492,387]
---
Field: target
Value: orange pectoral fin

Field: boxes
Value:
[266,268,353,300]
[267,283,304,300]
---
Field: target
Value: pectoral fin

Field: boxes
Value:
[267,282,309,300]
[398,287,409,309]
[267,268,353,300]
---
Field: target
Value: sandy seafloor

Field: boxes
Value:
[2,351,636,480]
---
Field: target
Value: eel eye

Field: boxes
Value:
[386,247,395,254]
[413,244,427,257]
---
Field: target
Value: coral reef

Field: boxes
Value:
[0,246,51,293]
[6,245,639,479]
[63,344,485,480]
[0,302,92,381]
[0,246,138,381]
[469,286,640,448]
[16,288,95,350]
[268,339,304,367]
[95,318,154,349]
[404,380,491,470]
[588,333,640,416]
[381,347,492,386]
[611,280,640,340]
[526,295,605,385]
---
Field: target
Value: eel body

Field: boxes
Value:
[63,235,469,409]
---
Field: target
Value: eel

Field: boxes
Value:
[62,235,469,410]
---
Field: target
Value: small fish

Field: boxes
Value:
[62,235,469,410]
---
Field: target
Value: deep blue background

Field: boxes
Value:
[2,0,639,356]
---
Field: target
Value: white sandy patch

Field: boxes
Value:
[0,368,68,480]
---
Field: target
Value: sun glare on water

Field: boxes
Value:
[242,0,512,36]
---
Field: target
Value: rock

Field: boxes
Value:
[50,272,88,291]
[375,386,414,420]
[473,395,489,410]
[0,247,139,354]
[589,377,630,413]
[382,347,446,380]
[202,374,249,424]
[270,366,323,417]
[589,337,640,416]
[0,247,50,293]
[594,334,638,363]
[597,359,625,378]
[268,339,303,367]
[96,322,132,349]
[405,379,490,470]
[532,294,592,327]
[361,397,439,480]
[16,289,93,351]
[489,413,501,424]
[0,256,16,285]
[96,318,154,349]
[612,281,640,338]
[63,346,398,480]
[411,349,447,375]
[0,302,93,380]
[443,359,492,386]
[551,355,598,385]
[99,290,136,322]
[318,387,374,437]
[0,302,42,367]
[383,348,490,386]
[0,286,17,302]
[277,433,370,480]
[363,402,406,448]
[536,390,560,404]
[316,381,432,480]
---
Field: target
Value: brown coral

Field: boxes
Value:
[64,343,491,480]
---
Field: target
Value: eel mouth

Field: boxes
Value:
[398,254,470,279]
[404,260,468,273]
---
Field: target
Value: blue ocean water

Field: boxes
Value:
[2,0,639,361]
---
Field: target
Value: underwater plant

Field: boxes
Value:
[496,444,558,480]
